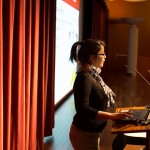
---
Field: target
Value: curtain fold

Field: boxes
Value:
[25,0,32,149]
[3,0,15,149]
[0,0,55,149]
[91,0,109,42]
[82,0,108,42]
[44,0,55,137]
[0,0,3,149]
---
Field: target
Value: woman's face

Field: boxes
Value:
[90,46,106,68]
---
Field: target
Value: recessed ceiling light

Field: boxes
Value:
[124,0,147,2]
[109,0,147,1]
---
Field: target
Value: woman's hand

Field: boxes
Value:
[110,112,133,120]
[96,111,133,120]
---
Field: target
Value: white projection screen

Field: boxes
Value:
[55,0,80,104]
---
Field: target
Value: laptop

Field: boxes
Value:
[116,108,150,124]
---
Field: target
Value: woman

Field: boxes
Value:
[69,39,132,150]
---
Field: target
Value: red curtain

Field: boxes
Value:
[91,0,109,42]
[0,0,56,149]
[82,0,109,42]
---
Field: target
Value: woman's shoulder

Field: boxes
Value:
[74,71,94,88]
[77,71,90,77]
[76,71,94,82]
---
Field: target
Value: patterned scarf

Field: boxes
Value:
[78,65,116,108]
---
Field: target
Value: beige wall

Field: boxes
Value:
[105,0,150,80]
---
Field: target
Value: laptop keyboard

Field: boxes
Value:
[129,109,149,121]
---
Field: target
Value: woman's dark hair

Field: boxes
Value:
[70,39,105,64]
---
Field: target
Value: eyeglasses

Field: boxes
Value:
[97,53,106,56]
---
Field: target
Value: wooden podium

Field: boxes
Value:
[111,106,150,150]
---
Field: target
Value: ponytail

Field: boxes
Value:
[70,41,82,63]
